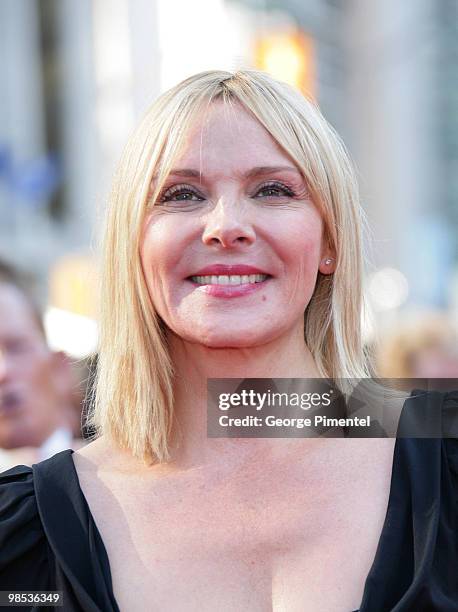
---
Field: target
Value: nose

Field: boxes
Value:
[202,197,256,248]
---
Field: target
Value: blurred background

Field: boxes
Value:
[0,0,457,420]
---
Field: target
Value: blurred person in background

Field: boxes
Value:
[376,310,458,388]
[0,261,85,471]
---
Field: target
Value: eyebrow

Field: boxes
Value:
[163,165,301,180]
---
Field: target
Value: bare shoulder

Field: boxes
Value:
[72,436,136,508]
[72,435,151,479]
[72,436,127,477]
[73,436,110,467]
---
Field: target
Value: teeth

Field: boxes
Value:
[190,274,268,285]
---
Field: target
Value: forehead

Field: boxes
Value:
[0,284,43,341]
[175,100,296,175]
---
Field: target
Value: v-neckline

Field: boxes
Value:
[66,432,402,612]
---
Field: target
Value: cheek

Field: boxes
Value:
[142,219,166,269]
[141,220,175,287]
[140,216,193,314]
[31,355,55,390]
[276,215,323,268]
[273,215,323,302]
[18,355,54,408]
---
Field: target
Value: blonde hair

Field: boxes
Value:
[87,69,377,464]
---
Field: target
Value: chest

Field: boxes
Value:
[78,440,395,611]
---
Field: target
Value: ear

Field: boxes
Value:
[318,247,337,275]
[49,350,75,395]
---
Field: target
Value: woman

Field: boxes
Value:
[0,70,457,612]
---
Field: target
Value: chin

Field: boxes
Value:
[185,324,277,349]
[0,433,22,450]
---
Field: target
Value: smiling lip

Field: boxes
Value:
[186,264,272,298]
[188,264,271,276]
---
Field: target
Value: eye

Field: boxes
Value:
[157,184,205,204]
[255,181,296,198]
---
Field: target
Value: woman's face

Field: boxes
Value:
[140,101,335,347]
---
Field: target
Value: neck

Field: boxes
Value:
[167,323,323,468]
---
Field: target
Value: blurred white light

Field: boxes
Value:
[157,0,251,91]
[93,0,135,154]
[368,267,409,311]
[44,307,98,358]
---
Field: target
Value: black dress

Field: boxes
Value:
[0,390,457,612]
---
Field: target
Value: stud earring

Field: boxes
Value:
[324,258,333,265]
